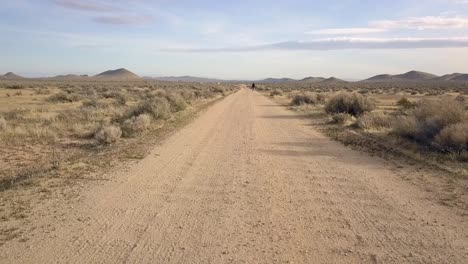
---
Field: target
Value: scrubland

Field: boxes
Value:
[262,81,468,176]
[0,80,236,189]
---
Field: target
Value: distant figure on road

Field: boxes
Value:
[251,83,256,90]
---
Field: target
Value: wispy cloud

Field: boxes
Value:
[370,16,468,30]
[163,37,468,52]
[93,15,152,25]
[51,0,119,12]
[306,28,387,35]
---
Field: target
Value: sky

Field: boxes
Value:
[1,0,468,80]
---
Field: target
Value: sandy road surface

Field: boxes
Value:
[1,87,467,263]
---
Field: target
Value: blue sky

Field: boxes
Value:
[1,0,468,79]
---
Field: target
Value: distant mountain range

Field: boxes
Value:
[1,69,468,83]
[146,76,224,83]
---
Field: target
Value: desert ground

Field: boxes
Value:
[0,83,467,263]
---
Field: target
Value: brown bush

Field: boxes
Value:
[331,113,355,125]
[393,116,419,138]
[0,116,7,131]
[325,93,375,116]
[397,97,416,109]
[435,123,468,152]
[356,112,394,130]
[393,98,466,146]
[166,93,187,112]
[121,114,152,137]
[270,89,283,97]
[47,91,82,103]
[94,125,122,145]
[291,93,317,106]
[133,97,170,120]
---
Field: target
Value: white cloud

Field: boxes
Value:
[163,37,468,52]
[370,16,468,30]
[306,28,387,35]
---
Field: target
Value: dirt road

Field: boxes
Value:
[1,87,467,263]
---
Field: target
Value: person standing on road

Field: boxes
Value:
[251,83,256,91]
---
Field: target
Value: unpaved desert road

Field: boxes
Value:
[1,87,467,263]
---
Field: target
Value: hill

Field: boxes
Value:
[94,68,140,79]
[452,74,468,82]
[395,71,437,80]
[300,77,326,82]
[321,77,346,83]
[1,72,25,79]
[432,73,463,81]
[53,74,89,80]
[258,78,296,83]
[364,71,438,82]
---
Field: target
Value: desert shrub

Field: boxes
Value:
[356,112,394,130]
[104,91,127,105]
[316,93,326,103]
[397,97,416,109]
[121,114,151,137]
[331,113,355,125]
[166,93,187,112]
[27,126,57,143]
[81,99,100,108]
[34,88,51,95]
[325,93,375,116]
[393,116,419,138]
[133,97,170,119]
[0,116,7,131]
[180,89,195,102]
[7,84,24,89]
[393,98,465,145]
[212,87,225,95]
[291,93,317,106]
[270,89,283,97]
[435,123,468,153]
[455,95,465,102]
[94,124,122,145]
[47,91,82,103]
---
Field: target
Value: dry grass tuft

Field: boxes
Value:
[121,114,152,137]
[356,112,394,130]
[331,113,355,125]
[94,124,122,145]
